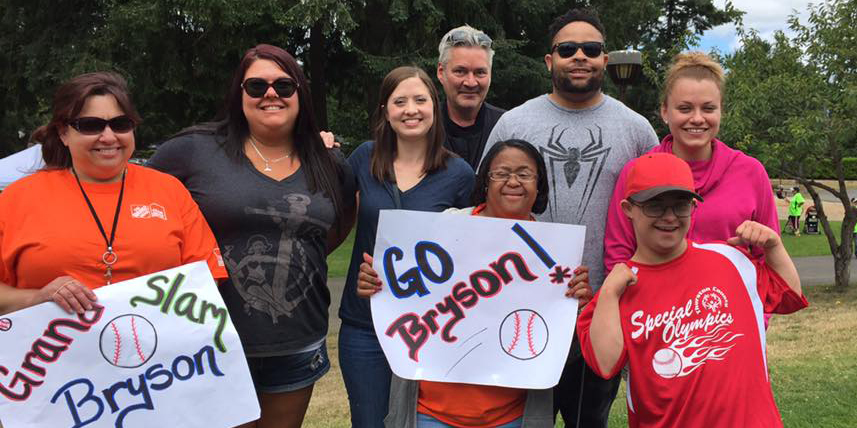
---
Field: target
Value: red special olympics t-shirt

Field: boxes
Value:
[578,241,808,428]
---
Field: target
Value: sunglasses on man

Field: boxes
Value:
[242,78,299,98]
[552,41,604,59]
[69,116,135,135]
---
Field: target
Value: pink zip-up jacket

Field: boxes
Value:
[604,135,780,271]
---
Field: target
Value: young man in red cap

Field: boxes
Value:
[577,152,807,428]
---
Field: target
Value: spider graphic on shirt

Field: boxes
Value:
[539,125,611,220]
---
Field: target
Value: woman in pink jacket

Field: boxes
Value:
[604,52,779,277]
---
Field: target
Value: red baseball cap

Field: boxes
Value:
[624,153,703,202]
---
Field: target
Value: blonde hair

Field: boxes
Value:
[661,51,725,107]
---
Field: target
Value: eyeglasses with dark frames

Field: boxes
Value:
[629,200,695,218]
[242,78,299,98]
[446,29,493,48]
[551,41,604,59]
[69,116,135,135]
[488,170,537,183]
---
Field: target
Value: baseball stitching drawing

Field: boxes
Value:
[99,314,158,368]
[499,309,549,360]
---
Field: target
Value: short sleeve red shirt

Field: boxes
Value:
[578,241,808,428]
[0,164,227,290]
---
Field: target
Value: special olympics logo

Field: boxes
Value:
[694,287,729,314]
[499,309,549,360]
[99,314,158,368]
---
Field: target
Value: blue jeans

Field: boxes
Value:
[339,322,392,428]
[417,413,523,427]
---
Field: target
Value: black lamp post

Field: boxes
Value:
[606,49,643,104]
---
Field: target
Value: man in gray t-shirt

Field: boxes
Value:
[484,8,658,428]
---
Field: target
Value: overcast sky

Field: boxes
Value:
[695,0,815,53]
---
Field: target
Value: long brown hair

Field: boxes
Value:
[31,72,141,168]
[175,44,346,224]
[370,66,451,182]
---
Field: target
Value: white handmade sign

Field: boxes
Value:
[372,210,586,389]
[0,261,260,428]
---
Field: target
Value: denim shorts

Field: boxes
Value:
[246,343,330,393]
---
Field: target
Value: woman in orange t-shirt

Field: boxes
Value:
[0,72,226,316]
[357,139,593,427]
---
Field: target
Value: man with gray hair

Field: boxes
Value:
[437,25,506,170]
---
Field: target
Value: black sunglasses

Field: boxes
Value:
[552,41,604,59]
[69,116,135,135]
[447,29,493,47]
[242,78,299,98]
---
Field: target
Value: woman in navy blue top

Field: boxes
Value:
[339,66,474,427]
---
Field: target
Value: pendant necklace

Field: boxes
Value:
[72,167,126,285]
[248,135,291,172]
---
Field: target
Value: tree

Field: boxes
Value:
[721,0,857,288]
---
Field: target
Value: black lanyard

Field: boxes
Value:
[72,168,126,284]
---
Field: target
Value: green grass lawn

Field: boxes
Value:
[327,229,356,278]
[781,220,842,257]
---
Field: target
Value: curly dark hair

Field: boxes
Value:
[547,8,606,48]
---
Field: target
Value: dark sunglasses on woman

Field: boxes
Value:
[242,78,299,98]
[552,41,604,59]
[69,116,135,135]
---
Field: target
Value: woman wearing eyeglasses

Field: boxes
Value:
[149,44,356,427]
[339,66,474,427]
[357,139,592,427]
[604,52,779,299]
[0,71,226,315]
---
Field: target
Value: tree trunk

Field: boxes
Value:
[834,248,851,289]
[310,21,328,129]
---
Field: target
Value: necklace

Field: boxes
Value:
[72,168,126,285]
[248,135,291,172]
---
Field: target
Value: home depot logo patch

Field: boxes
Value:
[130,203,167,220]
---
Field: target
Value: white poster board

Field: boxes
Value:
[0,261,260,428]
[372,210,586,389]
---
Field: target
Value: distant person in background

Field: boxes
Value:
[786,187,805,236]
[437,25,505,170]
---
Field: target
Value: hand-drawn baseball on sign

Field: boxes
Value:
[0,318,11,331]
[499,309,548,360]
[99,314,158,368]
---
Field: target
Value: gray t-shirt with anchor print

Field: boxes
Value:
[485,94,657,291]
[149,132,356,356]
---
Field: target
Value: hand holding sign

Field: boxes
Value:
[357,253,382,298]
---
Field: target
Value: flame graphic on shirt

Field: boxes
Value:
[651,324,743,379]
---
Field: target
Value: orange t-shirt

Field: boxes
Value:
[416,203,527,427]
[0,164,227,289]
[417,381,526,427]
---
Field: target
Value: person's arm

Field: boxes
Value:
[327,151,359,254]
[727,221,801,294]
[604,163,637,271]
[0,277,96,315]
[588,263,637,374]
